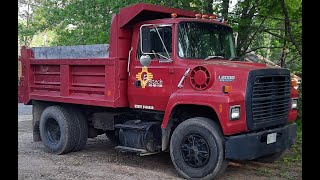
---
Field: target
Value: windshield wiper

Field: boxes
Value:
[204,55,226,60]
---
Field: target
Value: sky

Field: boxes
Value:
[229,0,238,12]
[18,1,32,20]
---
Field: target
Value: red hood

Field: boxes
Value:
[184,60,281,93]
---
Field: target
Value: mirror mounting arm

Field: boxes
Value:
[153,25,171,59]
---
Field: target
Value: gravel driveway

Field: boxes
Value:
[18,103,301,180]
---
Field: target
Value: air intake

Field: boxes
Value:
[190,66,211,90]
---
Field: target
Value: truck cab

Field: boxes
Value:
[19,3,298,179]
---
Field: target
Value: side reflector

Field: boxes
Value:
[107,90,112,96]
[223,85,232,93]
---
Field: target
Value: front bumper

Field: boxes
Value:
[224,123,297,160]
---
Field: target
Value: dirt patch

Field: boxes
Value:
[18,104,301,180]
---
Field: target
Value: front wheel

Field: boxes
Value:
[170,117,228,179]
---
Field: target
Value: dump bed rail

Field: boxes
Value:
[32,44,109,59]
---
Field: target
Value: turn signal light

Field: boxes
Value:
[291,79,297,87]
[223,85,232,93]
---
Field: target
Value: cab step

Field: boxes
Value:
[115,146,160,156]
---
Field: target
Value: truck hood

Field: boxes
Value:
[185,60,281,93]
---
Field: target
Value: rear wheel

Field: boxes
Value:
[39,106,78,154]
[67,106,88,152]
[170,117,229,179]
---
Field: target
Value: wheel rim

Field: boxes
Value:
[180,134,210,168]
[45,118,61,144]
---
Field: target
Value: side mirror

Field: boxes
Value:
[141,27,151,53]
[139,54,151,66]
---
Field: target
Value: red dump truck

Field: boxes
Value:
[18,3,298,179]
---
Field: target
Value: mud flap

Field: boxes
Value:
[32,101,49,142]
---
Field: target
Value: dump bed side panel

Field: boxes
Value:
[19,47,128,108]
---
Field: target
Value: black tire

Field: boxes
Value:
[67,106,88,152]
[105,130,120,145]
[253,151,285,163]
[170,117,229,179]
[39,106,78,154]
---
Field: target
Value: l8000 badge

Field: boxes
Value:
[218,75,235,82]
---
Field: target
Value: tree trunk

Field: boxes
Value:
[221,0,230,20]
[280,0,302,58]
[236,1,257,56]
[202,0,213,14]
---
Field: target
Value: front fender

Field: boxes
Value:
[161,91,248,135]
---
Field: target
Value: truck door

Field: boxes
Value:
[128,24,173,111]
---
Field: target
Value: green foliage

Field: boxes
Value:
[227,0,301,68]
[20,0,199,46]
[18,0,302,75]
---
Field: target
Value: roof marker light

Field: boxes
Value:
[195,14,202,19]
[209,15,216,20]
[202,14,209,19]
[171,13,177,18]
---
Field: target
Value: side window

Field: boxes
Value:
[137,26,172,60]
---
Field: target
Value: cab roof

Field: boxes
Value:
[118,3,217,27]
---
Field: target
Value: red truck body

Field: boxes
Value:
[18,3,299,179]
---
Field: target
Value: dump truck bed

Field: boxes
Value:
[19,44,128,107]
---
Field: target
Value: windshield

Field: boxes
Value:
[178,22,236,59]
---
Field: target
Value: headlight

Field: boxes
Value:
[230,105,240,120]
[291,98,298,110]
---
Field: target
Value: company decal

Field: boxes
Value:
[148,79,163,87]
[134,104,154,110]
[136,66,153,88]
[218,75,235,82]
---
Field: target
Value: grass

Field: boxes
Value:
[255,168,272,177]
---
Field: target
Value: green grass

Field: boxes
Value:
[255,168,272,177]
